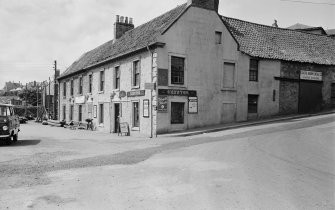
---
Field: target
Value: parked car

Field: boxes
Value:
[0,104,20,145]
[19,116,28,124]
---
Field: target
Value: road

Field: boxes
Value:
[0,113,334,210]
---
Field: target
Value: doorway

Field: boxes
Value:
[299,81,322,113]
[114,103,120,133]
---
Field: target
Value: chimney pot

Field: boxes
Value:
[125,17,128,24]
[116,15,120,23]
[120,16,124,23]
[129,18,133,25]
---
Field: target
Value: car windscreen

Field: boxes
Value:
[0,106,7,117]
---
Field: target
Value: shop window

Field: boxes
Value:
[249,59,259,81]
[223,62,235,88]
[70,105,74,121]
[99,104,104,124]
[63,82,66,98]
[133,102,139,127]
[78,105,82,122]
[115,66,120,89]
[248,95,258,113]
[88,74,92,93]
[100,71,105,92]
[70,80,74,96]
[79,77,83,94]
[171,102,184,124]
[215,31,222,44]
[171,56,185,85]
[133,60,140,87]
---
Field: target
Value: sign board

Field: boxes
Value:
[119,91,127,98]
[158,96,168,112]
[300,71,322,81]
[143,99,149,117]
[75,96,86,104]
[127,90,145,97]
[188,97,198,114]
[158,89,197,97]
[119,122,130,136]
[145,83,155,90]
[93,105,97,118]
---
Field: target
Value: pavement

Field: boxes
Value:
[159,109,335,137]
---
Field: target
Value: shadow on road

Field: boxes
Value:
[0,139,41,147]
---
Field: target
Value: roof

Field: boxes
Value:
[221,16,335,65]
[327,29,335,35]
[287,23,313,30]
[59,3,188,79]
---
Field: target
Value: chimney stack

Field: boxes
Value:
[272,20,278,28]
[187,0,219,13]
[114,15,134,40]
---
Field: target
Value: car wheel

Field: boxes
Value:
[13,134,18,142]
[5,137,12,145]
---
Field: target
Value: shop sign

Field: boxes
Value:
[300,71,322,81]
[158,96,168,112]
[75,96,86,104]
[188,97,198,114]
[143,99,149,117]
[127,90,145,97]
[158,89,197,97]
[119,91,127,98]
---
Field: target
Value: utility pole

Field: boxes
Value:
[25,83,27,117]
[48,77,51,119]
[53,60,57,120]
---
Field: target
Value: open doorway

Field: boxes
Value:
[114,103,120,133]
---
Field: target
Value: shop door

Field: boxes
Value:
[114,104,120,133]
[299,81,322,113]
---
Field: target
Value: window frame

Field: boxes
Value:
[69,105,74,121]
[62,105,66,121]
[70,80,74,96]
[63,82,67,98]
[99,103,104,124]
[132,60,141,88]
[215,31,222,44]
[249,59,259,82]
[78,105,82,122]
[171,102,185,124]
[99,70,105,92]
[114,66,120,90]
[79,77,83,95]
[222,61,236,90]
[88,74,92,93]
[132,101,140,128]
[169,54,187,87]
[248,94,259,114]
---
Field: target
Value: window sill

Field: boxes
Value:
[131,127,140,131]
[131,86,140,89]
[221,88,236,91]
[168,84,186,88]
[98,91,104,94]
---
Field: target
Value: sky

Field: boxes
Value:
[0,0,334,89]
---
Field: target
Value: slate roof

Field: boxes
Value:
[287,23,313,30]
[59,3,188,79]
[221,16,335,65]
[327,29,335,35]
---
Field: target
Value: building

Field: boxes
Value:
[2,81,22,92]
[288,23,335,39]
[57,0,335,137]
[0,96,23,105]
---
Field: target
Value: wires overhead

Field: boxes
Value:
[280,0,335,5]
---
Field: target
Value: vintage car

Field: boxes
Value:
[0,104,20,145]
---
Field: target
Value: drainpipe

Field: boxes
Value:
[147,45,154,138]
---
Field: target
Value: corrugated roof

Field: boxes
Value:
[59,3,188,79]
[221,16,335,65]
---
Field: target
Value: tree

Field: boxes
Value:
[18,88,42,106]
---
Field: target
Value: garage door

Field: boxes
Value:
[299,81,322,113]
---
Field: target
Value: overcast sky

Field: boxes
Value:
[0,0,334,89]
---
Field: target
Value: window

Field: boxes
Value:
[133,60,140,87]
[249,59,259,81]
[63,105,66,121]
[63,82,66,98]
[115,66,120,89]
[70,80,74,96]
[171,56,185,85]
[99,104,104,124]
[215,31,222,44]
[331,83,335,105]
[100,71,105,92]
[70,105,74,120]
[171,102,184,124]
[248,95,258,113]
[79,77,83,94]
[78,105,82,122]
[223,62,235,88]
[88,74,92,93]
[133,102,139,127]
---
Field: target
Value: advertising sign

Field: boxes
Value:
[75,96,86,104]
[127,90,145,97]
[188,97,198,114]
[300,71,322,81]
[143,99,149,117]
[158,89,197,97]
[158,96,168,112]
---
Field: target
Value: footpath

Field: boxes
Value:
[159,109,335,138]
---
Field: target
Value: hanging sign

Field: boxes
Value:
[188,97,198,114]
[300,71,322,81]
[158,96,168,112]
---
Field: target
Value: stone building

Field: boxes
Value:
[57,0,335,137]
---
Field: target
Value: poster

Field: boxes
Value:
[158,96,168,112]
[93,105,97,118]
[143,99,149,117]
[188,97,198,114]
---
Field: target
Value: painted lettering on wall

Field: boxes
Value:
[300,71,322,81]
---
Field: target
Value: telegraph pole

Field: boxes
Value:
[48,77,51,119]
[53,60,58,120]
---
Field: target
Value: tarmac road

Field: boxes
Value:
[0,113,334,209]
